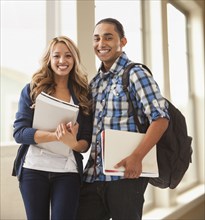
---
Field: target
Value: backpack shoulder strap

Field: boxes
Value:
[122,62,152,91]
[122,62,151,133]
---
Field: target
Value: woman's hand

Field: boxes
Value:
[66,122,79,136]
[55,122,79,149]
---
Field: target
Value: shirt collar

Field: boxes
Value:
[98,52,130,79]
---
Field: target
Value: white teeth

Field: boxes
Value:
[58,65,67,70]
[99,49,109,54]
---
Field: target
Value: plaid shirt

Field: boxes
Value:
[83,52,169,182]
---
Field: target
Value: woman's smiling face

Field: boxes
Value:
[50,42,74,77]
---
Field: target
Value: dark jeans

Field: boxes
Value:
[76,178,149,220]
[19,168,80,220]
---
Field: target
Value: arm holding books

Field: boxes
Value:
[115,117,168,179]
[34,130,57,144]
[33,122,89,153]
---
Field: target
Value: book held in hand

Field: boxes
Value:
[32,92,79,156]
[101,129,159,178]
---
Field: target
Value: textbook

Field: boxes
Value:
[32,92,79,156]
[101,129,159,177]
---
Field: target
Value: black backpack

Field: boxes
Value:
[122,62,193,189]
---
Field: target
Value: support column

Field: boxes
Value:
[76,0,96,81]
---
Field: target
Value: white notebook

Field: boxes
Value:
[101,129,159,178]
[32,92,79,156]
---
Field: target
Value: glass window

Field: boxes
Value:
[1,1,46,143]
[167,4,189,109]
[60,0,77,42]
[1,1,46,75]
[167,3,197,190]
[149,0,165,94]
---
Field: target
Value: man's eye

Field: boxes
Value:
[105,36,112,40]
[94,38,99,42]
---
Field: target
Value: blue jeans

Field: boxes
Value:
[19,168,80,220]
[76,178,149,220]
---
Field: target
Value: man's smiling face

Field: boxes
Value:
[93,23,127,71]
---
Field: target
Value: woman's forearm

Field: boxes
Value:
[34,130,57,144]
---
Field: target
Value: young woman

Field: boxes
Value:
[12,36,92,220]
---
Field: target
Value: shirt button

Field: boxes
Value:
[96,156,101,163]
[152,99,159,107]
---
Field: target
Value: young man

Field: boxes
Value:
[77,18,169,220]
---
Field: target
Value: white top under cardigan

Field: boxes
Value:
[23,97,78,173]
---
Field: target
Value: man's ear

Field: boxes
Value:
[120,37,127,47]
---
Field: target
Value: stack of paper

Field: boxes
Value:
[101,129,159,177]
[32,92,79,156]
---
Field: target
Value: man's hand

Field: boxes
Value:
[114,154,142,179]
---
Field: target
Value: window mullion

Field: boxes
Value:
[160,0,171,99]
